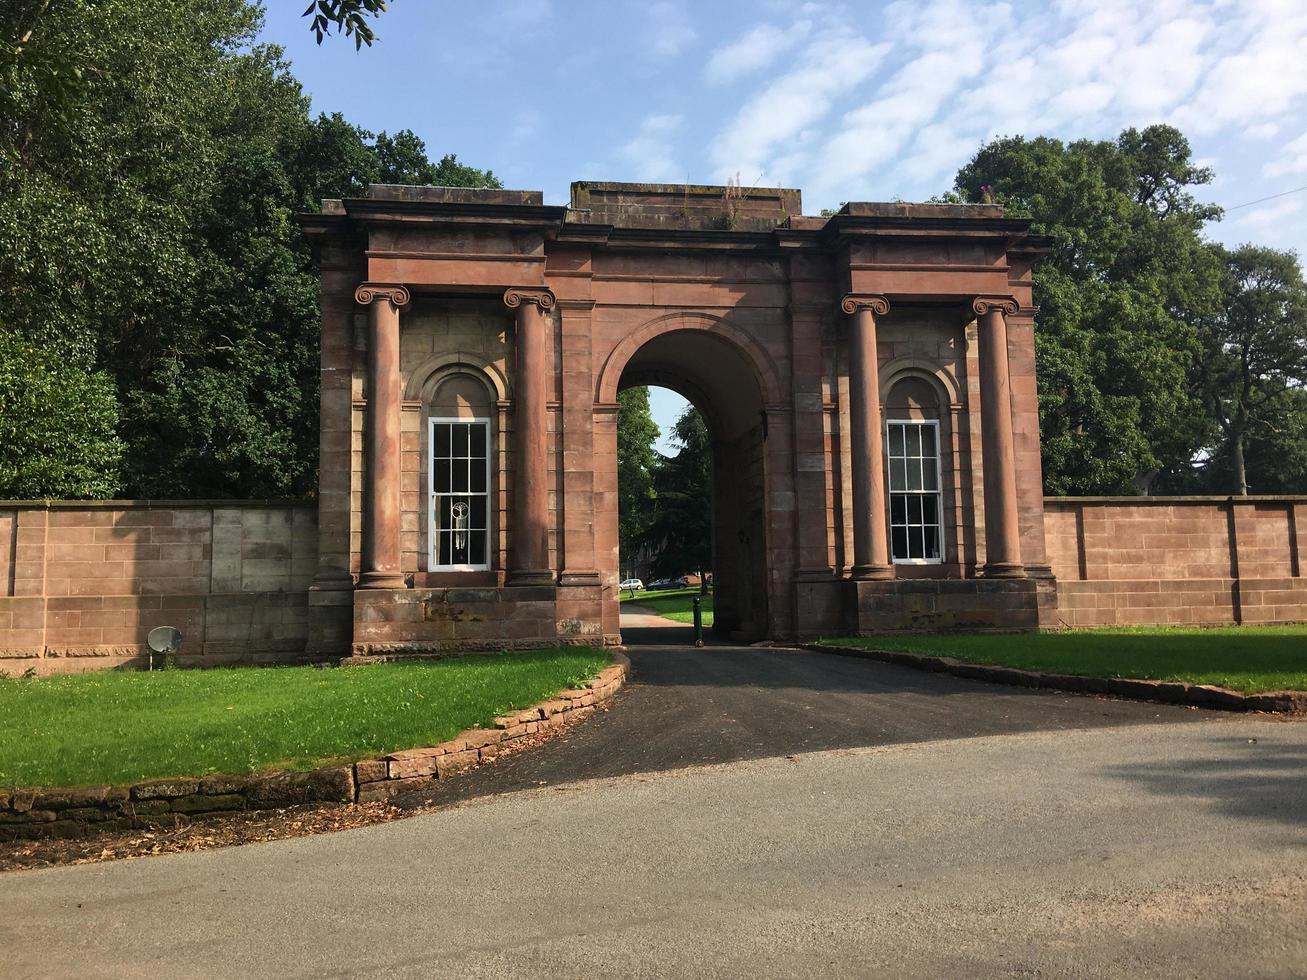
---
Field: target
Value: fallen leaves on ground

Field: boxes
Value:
[0,802,406,872]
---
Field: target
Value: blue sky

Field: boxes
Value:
[260,0,1307,451]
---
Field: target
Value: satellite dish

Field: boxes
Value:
[146,626,182,670]
[147,626,182,654]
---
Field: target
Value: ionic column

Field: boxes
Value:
[505,287,556,585]
[355,283,409,589]
[842,295,894,580]
[974,296,1024,577]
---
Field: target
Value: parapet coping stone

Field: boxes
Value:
[0,653,629,842]
[1044,494,1307,505]
[0,498,310,509]
[805,643,1306,714]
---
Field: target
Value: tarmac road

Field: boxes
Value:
[393,629,1208,810]
[2,623,1303,978]
[1,718,1303,978]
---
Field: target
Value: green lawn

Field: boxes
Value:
[819,625,1307,693]
[621,587,714,626]
[0,647,611,788]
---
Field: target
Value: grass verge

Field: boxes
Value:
[818,625,1307,693]
[0,647,611,788]
[620,587,714,626]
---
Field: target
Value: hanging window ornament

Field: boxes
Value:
[451,500,470,557]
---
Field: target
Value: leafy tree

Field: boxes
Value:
[953,125,1223,494]
[0,331,123,498]
[1195,245,1307,495]
[1,0,499,499]
[371,129,502,188]
[645,407,712,581]
[1235,388,1307,493]
[617,387,659,563]
[303,0,387,49]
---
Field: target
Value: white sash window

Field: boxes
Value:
[430,418,491,570]
[886,420,943,564]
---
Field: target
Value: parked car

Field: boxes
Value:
[619,578,644,592]
[647,578,675,590]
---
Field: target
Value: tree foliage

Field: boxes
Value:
[645,407,713,579]
[954,125,1223,494]
[0,0,497,499]
[303,0,387,49]
[0,331,123,498]
[617,387,659,556]
[1194,245,1307,494]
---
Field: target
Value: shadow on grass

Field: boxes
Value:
[1105,735,1307,830]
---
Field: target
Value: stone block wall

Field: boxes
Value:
[847,577,1057,633]
[1046,497,1307,627]
[350,584,603,656]
[0,501,317,674]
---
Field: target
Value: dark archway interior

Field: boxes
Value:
[618,330,770,641]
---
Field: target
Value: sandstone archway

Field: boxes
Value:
[611,324,773,641]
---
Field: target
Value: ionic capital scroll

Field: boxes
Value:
[971,295,1019,317]
[503,287,556,312]
[840,294,890,317]
[354,283,411,308]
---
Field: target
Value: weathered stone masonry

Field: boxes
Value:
[0,501,313,674]
[2,495,1305,672]
[300,179,1060,653]
[3,182,1306,672]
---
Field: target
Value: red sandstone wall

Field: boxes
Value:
[0,502,316,675]
[1046,497,1307,627]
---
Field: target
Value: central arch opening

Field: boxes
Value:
[614,327,770,643]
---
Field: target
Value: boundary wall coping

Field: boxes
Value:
[0,499,310,510]
[1045,495,1307,506]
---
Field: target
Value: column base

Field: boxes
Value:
[310,568,355,592]
[851,563,896,581]
[358,571,408,589]
[983,562,1026,579]
[508,569,556,586]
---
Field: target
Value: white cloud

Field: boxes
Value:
[1169,1,1307,134]
[1264,131,1307,177]
[621,114,685,183]
[711,20,889,185]
[789,0,1307,206]
[812,0,1003,193]
[704,22,806,85]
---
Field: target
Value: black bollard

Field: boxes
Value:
[693,595,704,647]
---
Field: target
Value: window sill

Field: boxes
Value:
[891,562,966,579]
[413,570,504,588]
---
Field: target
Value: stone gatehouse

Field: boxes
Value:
[301,180,1056,656]
[4,181,1306,673]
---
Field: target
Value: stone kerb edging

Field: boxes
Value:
[0,653,629,842]
[806,643,1307,714]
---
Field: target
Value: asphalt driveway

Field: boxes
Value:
[394,618,1214,810]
